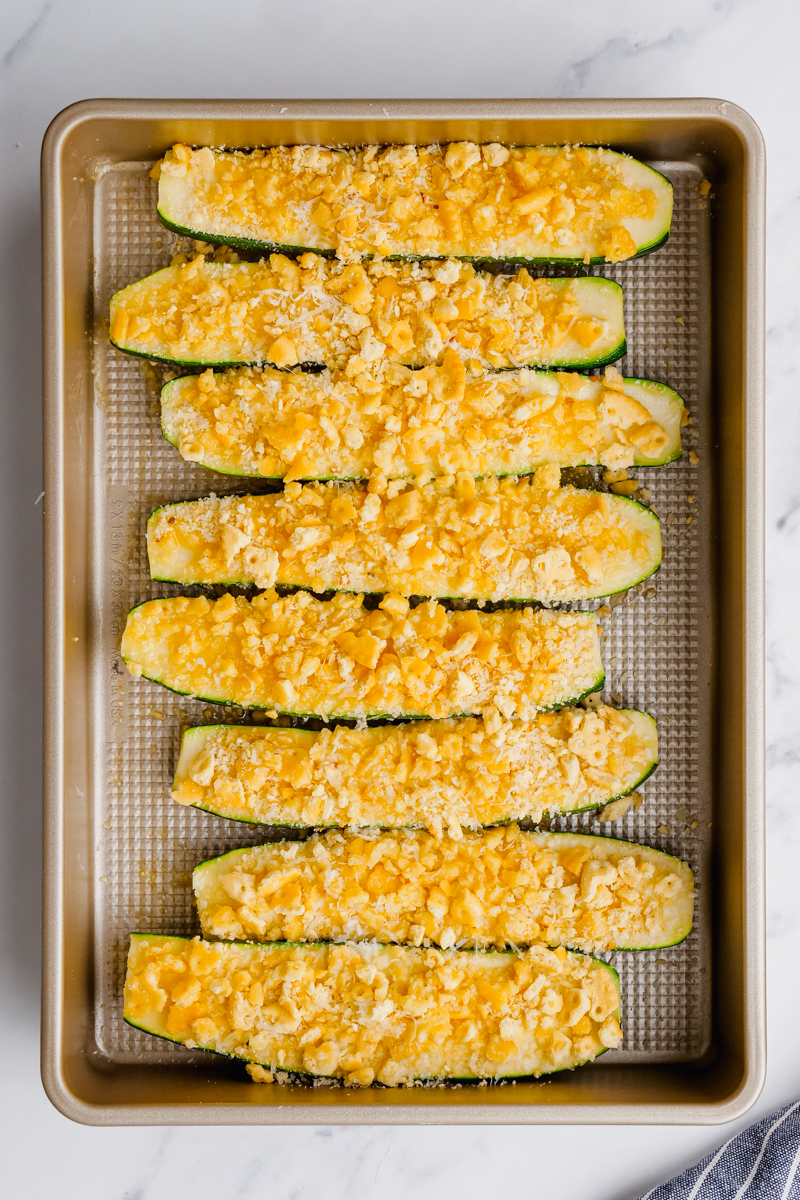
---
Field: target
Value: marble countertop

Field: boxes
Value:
[1,0,796,1196]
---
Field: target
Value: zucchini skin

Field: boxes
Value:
[146,487,662,603]
[124,933,621,1083]
[148,570,659,606]
[540,756,659,823]
[123,1009,614,1084]
[108,337,323,374]
[120,657,605,721]
[156,148,672,267]
[172,709,657,830]
[193,829,692,952]
[112,336,628,374]
[533,338,626,372]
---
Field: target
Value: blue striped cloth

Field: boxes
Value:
[640,1102,800,1200]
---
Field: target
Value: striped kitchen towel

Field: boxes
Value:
[640,1101,800,1199]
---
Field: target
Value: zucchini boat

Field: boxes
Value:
[171,706,658,832]
[109,258,626,371]
[194,827,693,953]
[124,933,622,1085]
[121,591,604,719]
[156,142,672,266]
[147,468,661,603]
[161,361,683,481]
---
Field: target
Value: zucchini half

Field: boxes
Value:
[160,363,683,483]
[124,933,622,1085]
[147,472,661,604]
[193,827,694,954]
[109,259,626,371]
[156,142,672,267]
[170,707,657,832]
[121,592,604,719]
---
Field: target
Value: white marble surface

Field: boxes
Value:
[0,0,797,1195]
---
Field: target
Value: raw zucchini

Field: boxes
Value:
[120,591,604,719]
[193,827,693,953]
[147,470,662,603]
[109,258,626,371]
[160,362,683,482]
[156,142,672,266]
[124,933,622,1084]
[170,707,657,831]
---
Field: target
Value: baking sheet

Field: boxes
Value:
[90,156,713,1071]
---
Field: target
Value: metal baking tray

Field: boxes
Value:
[41,98,765,1125]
